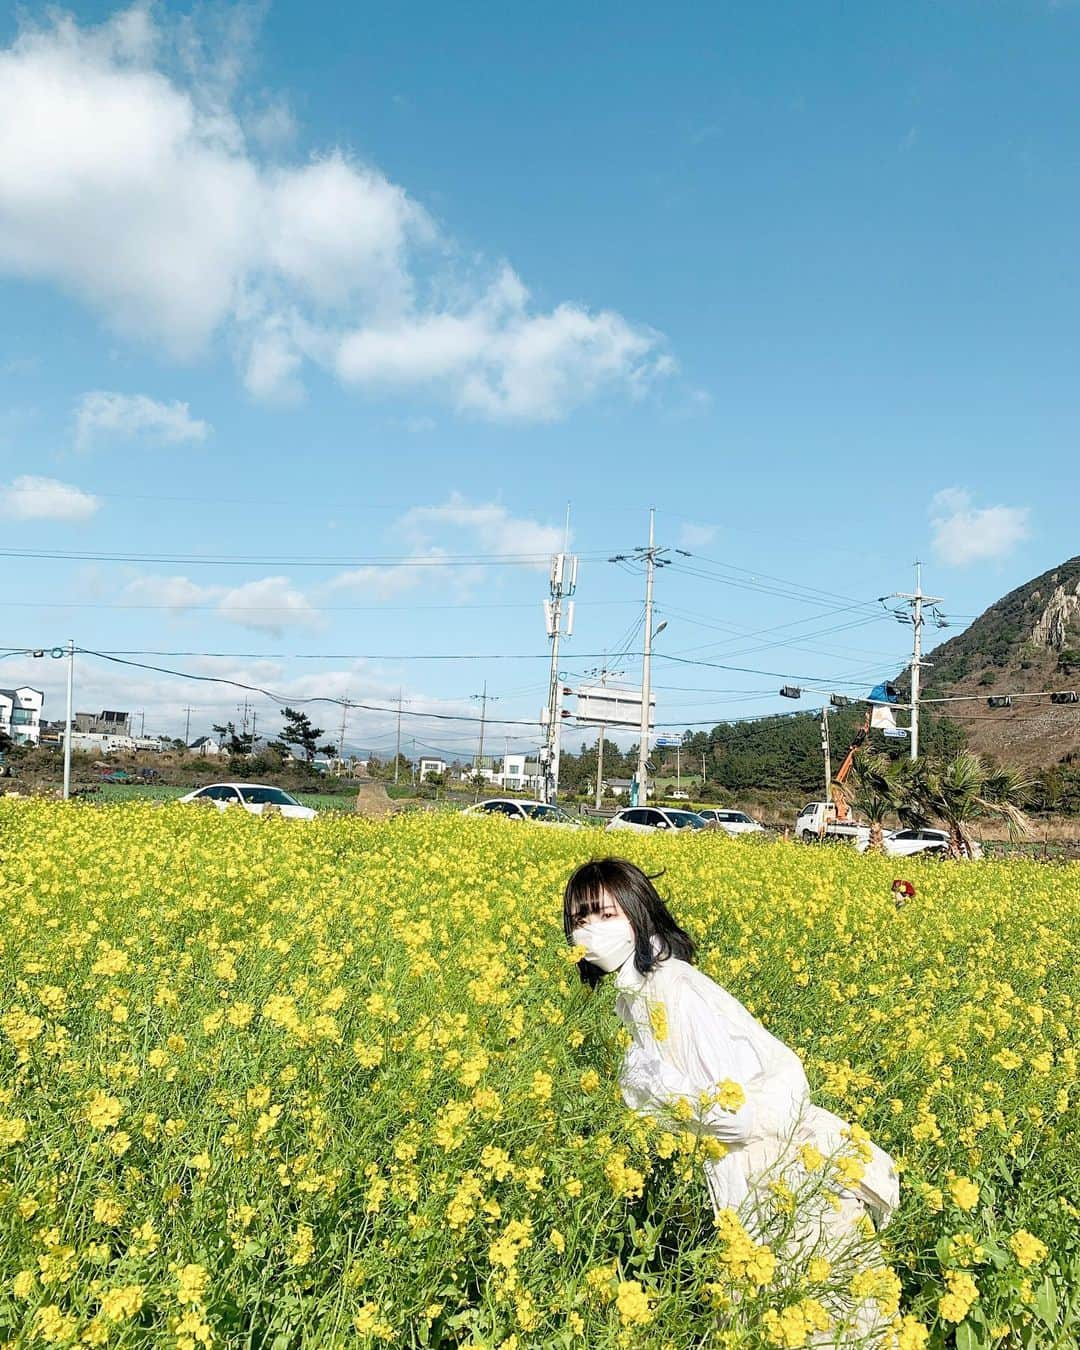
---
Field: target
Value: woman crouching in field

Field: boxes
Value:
[564,857,901,1342]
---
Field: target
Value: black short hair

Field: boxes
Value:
[563,857,696,988]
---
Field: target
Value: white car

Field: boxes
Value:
[178,783,317,820]
[464,798,581,827]
[606,807,708,833]
[696,808,765,835]
[882,827,981,859]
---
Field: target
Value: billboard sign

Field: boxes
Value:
[575,684,656,731]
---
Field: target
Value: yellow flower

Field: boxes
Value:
[949,1176,980,1211]
[84,1091,122,1131]
[615,1279,654,1326]
[99,1285,144,1322]
[175,1262,209,1305]
[938,1270,979,1323]
[0,1116,27,1147]
[1009,1230,1048,1269]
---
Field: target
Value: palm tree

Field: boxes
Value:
[834,752,899,853]
[915,751,1034,859]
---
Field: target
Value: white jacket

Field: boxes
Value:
[614,953,899,1223]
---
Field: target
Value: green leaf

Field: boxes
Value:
[1034,1275,1058,1327]
[955,1319,989,1350]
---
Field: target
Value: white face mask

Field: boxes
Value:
[572,916,636,973]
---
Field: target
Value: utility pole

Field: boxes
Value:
[250,709,257,752]
[891,562,943,760]
[237,699,253,740]
[821,705,832,805]
[608,512,669,807]
[636,509,659,807]
[62,639,74,801]
[182,706,197,746]
[471,682,497,793]
[542,539,578,804]
[701,752,707,795]
[393,689,409,784]
[338,696,352,772]
[676,742,681,793]
[136,709,145,738]
[582,664,623,810]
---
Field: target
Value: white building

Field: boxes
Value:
[0,686,44,745]
[188,736,223,757]
[67,731,137,755]
[418,757,447,782]
[493,753,542,792]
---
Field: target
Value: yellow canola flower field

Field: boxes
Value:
[1,798,1079,1349]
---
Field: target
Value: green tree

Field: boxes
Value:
[915,751,1034,859]
[212,721,254,756]
[278,708,336,764]
[834,753,899,853]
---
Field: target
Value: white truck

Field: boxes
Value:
[794,801,870,848]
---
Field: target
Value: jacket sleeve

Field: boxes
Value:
[662,982,759,1144]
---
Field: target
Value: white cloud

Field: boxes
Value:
[216,576,321,636]
[402,491,564,559]
[125,574,216,612]
[336,267,666,421]
[123,572,319,634]
[929,488,1031,566]
[328,549,447,602]
[0,474,100,520]
[0,7,667,419]
[75,391,210,449]
[677,521,716,550]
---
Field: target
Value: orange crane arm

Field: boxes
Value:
[831,713,871,821]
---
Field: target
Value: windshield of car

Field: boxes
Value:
[522,804,572,822]
[727,812,753,824]
[665,810,706,829]
[238,787,300,806]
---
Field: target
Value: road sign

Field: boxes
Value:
[654,735,683,747]
[575,683,655,730]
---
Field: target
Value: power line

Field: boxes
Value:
[0,546,614,569]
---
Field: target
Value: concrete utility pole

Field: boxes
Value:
[62,639,74,801]
[393,689,410,783]
[182,706,197,746]
[609,513,669,807]
[821,705,832,804]
[470,682,497,792]
[892,562,943,760]
[237,699,253,740]
[338,696,352,770]
[542,539,578,804]
[582,664,622,810]
[635,509,660,807]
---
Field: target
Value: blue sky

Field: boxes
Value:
[0,0,1076,759]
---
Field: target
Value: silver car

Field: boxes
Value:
[696,808,765,835]
[606,807,708,834]
[178,784,317,820]
[464,799,581,827]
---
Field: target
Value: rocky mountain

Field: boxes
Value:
[923,557,1080,767]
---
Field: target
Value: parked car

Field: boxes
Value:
[178,784,317,820]
[606,807,708,834]
[879,827,981,859]
[668,789,690,801]
[696,808,765,835]
[464,798,581,827]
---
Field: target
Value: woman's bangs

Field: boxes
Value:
[564,865,609,929]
